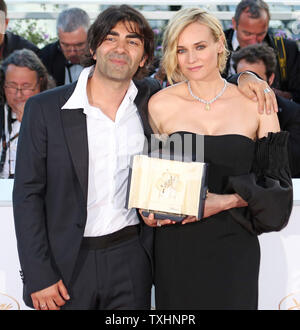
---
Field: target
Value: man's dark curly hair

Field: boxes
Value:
[232,43,277,80]
[82,5,154,80]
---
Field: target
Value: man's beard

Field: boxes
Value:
[101,53,137,81]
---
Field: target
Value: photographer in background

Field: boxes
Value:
[40,8,90,86]
[224,0,300,103]
[0,49,55,178]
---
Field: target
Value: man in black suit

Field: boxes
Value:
[13,5,159,310]
[39,8,90,86]
[232,43,300,177]
[0,0,39,61]
[224,0,300,103]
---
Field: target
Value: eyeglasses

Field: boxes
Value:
[60,41,87,53]
[4,83,39,96]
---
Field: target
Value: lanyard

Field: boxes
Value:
[0,106,18,177]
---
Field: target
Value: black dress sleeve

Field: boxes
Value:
[225,131,293,235]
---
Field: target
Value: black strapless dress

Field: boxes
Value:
[154,132,293,310]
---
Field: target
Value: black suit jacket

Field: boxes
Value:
[224,28,300,103]
[276,95,300,177]
[1,31,40,60]
[0,104,4,140]
[39,41,67,86]
[12,77,161,308]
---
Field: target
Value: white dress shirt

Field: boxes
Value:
[62,66,145,236]
[0,104,20,179]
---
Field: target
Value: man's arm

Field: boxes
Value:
[12,97,61,303]
[228,71,278,114]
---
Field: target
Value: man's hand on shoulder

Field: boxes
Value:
[237,71,278,115]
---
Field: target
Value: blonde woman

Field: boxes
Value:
[142,8,292,309]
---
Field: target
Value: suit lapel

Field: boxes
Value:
[134,79,154,139]
[60,85,89,202]
[59,78,158,201]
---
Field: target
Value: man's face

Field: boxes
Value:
[92,21,147,82]
[232,9,269,48]
[4,64,40,121]
[236,58,274,86]
[58,26,88,64]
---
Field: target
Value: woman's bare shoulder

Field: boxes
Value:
[226,83,258,113]
[149,81,187,112]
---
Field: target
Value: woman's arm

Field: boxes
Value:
[257,109,280,138]
[184,109,281,225]
[226,130,293,234]
[182,192,247,224]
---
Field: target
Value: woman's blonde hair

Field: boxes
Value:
[162,7,230,84]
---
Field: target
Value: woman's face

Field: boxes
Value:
[176,22,223,81]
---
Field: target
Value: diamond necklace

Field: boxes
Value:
[187,78,228,110]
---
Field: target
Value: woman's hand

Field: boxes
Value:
[181,216,198,225]
[139,210,176,227]
[202,192,248,219]
[139,192,247,226]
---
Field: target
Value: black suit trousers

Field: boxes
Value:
[61,236,152,310]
